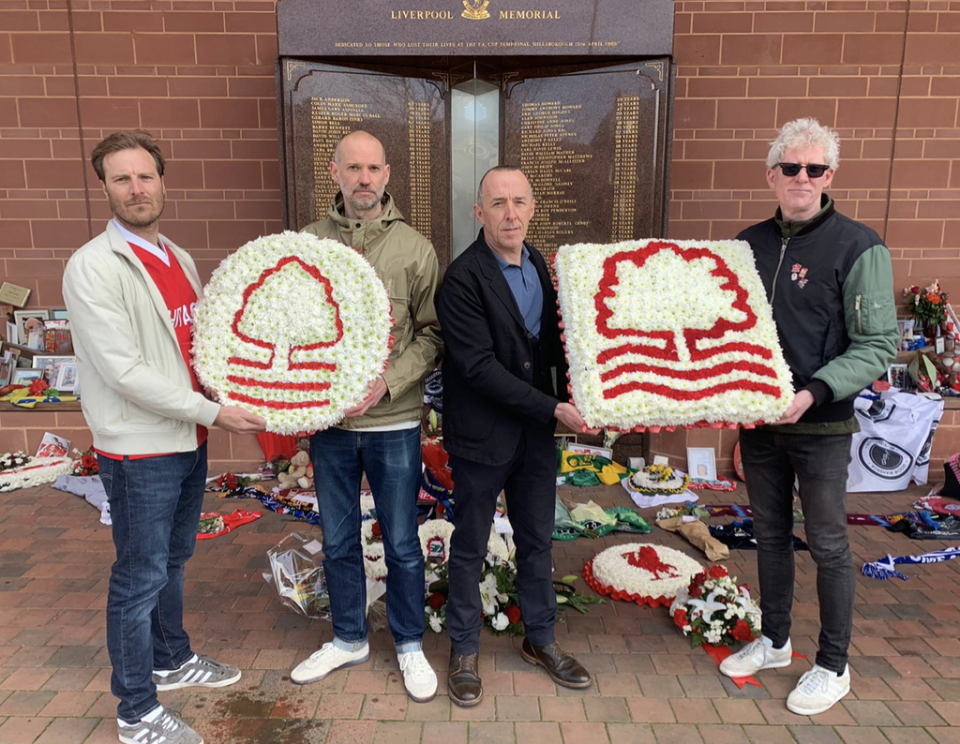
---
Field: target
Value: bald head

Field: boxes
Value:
[333,130,386,166]
[330,130,391,221]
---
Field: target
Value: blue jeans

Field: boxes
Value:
[311,426,425,653]
[98,444,207,723]
[739,428,854,674]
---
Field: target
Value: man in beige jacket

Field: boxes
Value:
[63,130,265,744]
[290,131,443,702]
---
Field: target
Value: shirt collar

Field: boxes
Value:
[492,243,530,270]
[112,219,169,266]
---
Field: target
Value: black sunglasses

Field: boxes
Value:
[777,162,830,178]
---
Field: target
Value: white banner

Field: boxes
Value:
[847,392,944,492]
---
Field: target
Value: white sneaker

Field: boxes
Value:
[720,636,793,678]
[290,641,369,685]
[398,649,438,703]
[786,664,850,715]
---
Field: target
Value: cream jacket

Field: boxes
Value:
[62,222,220,455]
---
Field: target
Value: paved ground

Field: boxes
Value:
[1,477,959,744]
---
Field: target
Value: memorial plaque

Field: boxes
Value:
[501,61,670,263]
[279,61,450,266]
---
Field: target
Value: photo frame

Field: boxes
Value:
[55,362,79,392]
[887,363,910,390]
[686,447,718,482]
[0,355,13,386]
[12,368,42,385]
[50,308,70,321]
[13,309,50,351]
[5,320,18,345]
[32,355,75,387]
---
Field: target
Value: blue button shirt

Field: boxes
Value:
[493,244,543,338]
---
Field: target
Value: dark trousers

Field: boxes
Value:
[446,425,558,653]
[740,427,855,674]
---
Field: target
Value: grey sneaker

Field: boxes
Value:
[118,708,202,744]
[153,654,241,691]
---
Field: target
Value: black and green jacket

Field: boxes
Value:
[737,195,899,426]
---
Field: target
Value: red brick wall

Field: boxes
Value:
[1,0,958,471]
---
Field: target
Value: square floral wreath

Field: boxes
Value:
[554,239,794,431]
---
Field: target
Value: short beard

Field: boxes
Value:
[111,193,165,230]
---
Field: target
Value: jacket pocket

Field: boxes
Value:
[389,293,410,357]
[856,290,893,337]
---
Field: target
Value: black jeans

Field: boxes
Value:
[446,425,557,653]
[739,428,854,674]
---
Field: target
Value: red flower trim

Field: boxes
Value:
[226,375,332,392]
[582,559,675,608]
[227,391,331,409]
[602,379,782,401]
[600,359,777,384]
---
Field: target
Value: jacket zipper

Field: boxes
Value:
[855,295,862,334]
[770,237,789,304]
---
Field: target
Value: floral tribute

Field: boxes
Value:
[554,240,794,430]
[0,451,73,492]
[583,542,702,608]
[71,449,99,477]
[903,280,948,329]
[668,565,761,647]
[626,464,690,495]
[193,232,393,434]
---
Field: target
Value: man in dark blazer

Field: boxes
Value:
[437,165,593,707]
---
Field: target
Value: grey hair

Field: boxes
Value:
[476,165,530,205]
[766,118,840,170]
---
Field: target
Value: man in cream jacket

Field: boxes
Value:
[63,130,265,744]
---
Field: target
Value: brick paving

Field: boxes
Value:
[1,479,958,744]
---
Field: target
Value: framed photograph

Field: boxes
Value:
[0,355,13,386]
[55,362,79,392]
[12,367,42,385]
[686,447,718,482]
[5,320,18,345]
[32,355,74,387]
[887,363,909,390]
[13,309,50,351]
[50,308,70,321]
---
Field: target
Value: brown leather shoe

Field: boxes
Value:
[520,638,592,688]
[448,651,483,707]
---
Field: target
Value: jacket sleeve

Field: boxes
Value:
[381,246,444,400]
[62,251,221,426]
[437,267,558,425]
[811,244,900,401]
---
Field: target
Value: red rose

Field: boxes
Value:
[429,592,446,610]
[673,609,688,628]
[371,522,382,537]
[506,605,522,624]
[692,571,706,586]
[733,620,754,642]
[28,379,49,396]
[689,585,703,599]
[709,566,728,579]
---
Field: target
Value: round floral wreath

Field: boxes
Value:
[193,232,393,434]
[0,453,73,492]
[626,464,691,495]
[554,240,794,430]
[361,519,387,581]
[584,543,702,608]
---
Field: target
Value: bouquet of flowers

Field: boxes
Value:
[669,565,761,647]
[71,449,99,477]
[904,281,948,329]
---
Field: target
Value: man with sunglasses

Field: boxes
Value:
[719,118,899,715]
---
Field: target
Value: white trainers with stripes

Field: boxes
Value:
[117,708,203,744]
[152,654,242,692]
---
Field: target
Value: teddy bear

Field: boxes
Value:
[277,440,314,491]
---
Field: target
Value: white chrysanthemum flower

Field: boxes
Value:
[0,455,73,492]
[193,232,392,434]
[554,239,794,429]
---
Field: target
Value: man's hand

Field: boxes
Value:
[771,389,815,426]
[214,405,267,434]
[554,402,601,434]
[345,376,389,418]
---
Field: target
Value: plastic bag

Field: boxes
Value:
[262,533,331,619]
